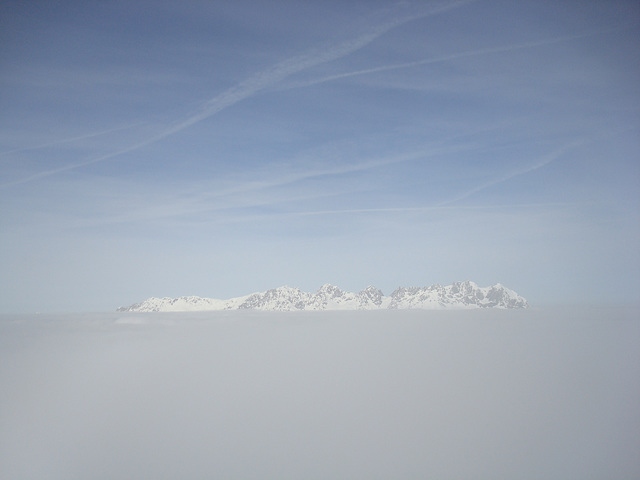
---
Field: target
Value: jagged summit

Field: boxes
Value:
[117,281,529,312]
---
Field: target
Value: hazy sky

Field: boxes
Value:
[1,0,638,312]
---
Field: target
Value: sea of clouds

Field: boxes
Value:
[1,308,638,479]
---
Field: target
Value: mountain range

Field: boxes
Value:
[117,281,529,312]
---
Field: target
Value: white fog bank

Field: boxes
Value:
[1,308,638,479]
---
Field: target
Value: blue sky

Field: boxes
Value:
[1,0,638,312]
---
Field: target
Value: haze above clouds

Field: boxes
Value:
[1,1,639,312]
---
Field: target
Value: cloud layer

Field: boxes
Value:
[2,309,639,479]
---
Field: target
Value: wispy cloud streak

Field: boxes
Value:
[438,140,587,206]
[0,122,145,158]
[1,135,168,188]
[283,27,626,89]
[62,141,480,227]
[269,202,589,218]
[159,0,477,137]
[1,0,475,188]
[198,142,476,202]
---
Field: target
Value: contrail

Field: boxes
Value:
[2,0,475,188]
[191,134,481,204]
[0,121,145,158]
[437,140,586,206]
[158,0,476,139]
[276,202,586,218]
[0,137,164,188]
[283,27,626,90]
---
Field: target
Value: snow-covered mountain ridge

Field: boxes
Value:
[117,281,528,312]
